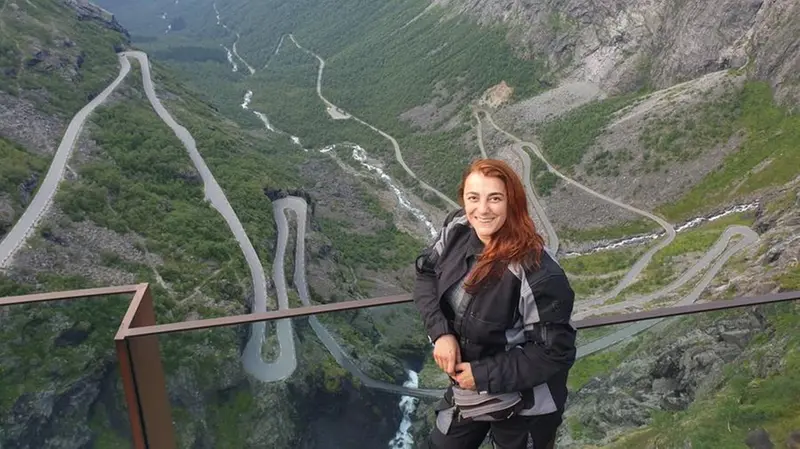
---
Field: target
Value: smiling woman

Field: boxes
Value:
[411,159,576,449]
[462,172,508,244]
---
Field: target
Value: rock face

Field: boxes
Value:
[2,361,125,449]
[444,0,799,109]
[745,428,775,449]
[0,93,65,157]
[61,0,131,41]
[562,310,772,446]
[0,195,14,236]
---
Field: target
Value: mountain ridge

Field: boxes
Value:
[1,0,800,447]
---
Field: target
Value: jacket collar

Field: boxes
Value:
[466,225,485,259]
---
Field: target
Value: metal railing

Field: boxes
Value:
[1,284,798,448]
[1,284,174,448]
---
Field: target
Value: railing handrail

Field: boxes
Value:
[0,283,143,306]
[2,284,798,338]
[575,290,799,328]
[2,284,798,449]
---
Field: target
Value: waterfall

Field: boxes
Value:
[388,370,419,449]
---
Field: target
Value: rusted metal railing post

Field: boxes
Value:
[115,284,176,449]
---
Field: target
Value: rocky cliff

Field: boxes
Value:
[62,0,130,41]
[443,0,800,110]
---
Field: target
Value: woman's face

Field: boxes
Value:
[463,172,508,244]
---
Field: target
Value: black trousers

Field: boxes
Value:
[426,411,562,449]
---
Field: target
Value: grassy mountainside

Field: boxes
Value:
[100,0,800,240]
[3,0,800,448]
[0,0,127,239]
[564,300,800,449]
[97,0,551,201]
[0,0,127,115]
[1,1,436,448]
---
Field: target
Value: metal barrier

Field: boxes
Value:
[2,285,798,448]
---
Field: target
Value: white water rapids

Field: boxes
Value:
[320,144,437,237]
[223,45,238,72]
[388,370,420,449]
[239,90,303,147]
[566,202,759,256]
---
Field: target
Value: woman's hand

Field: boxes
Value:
[454,362,476,390]
[433,334,461,377]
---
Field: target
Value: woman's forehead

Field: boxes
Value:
[464,172,506,193]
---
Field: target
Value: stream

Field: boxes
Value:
[387,370,420,449]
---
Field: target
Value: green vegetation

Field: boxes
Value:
[568,338,642,391]
[318,13,548,135]
[247,39,390,151]
[155,0,547,134]
[399,125,481,200]
[536,93,642,171]
[417,354,451,389]
[0,137,49,221]
[639,88,741,171]
[765,189,798,215]
[561,245,651,277]
[0,273,129,415]
[57,98,251,316]
[315,217,421,271]
[560,218,659,243]
[151,45,229,64]
[89,394,132,449]
[659,82,800,221]
[317,304,425,385]
[570,274,625,298]
[530,156,560,195]
[118,0,551,199]
[605,302,800,449]
[586,148,633,177]
[0,0,126,116]
[207,388,259,447]
[1,1,446,446]
[621,212,756,295]
[777,263,800,291]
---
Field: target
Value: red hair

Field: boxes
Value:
[457,159,545,292]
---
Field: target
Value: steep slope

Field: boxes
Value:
[7,0,799,447]
[1,1,436,448]
[560,188,800,448]
[97,0,800,238]
[0,0,127,242]
[445,0,800,110]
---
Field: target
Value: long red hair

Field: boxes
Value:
[457,159,545,293]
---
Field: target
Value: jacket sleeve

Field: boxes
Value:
[470,272,577,393]
[412,210,460,344]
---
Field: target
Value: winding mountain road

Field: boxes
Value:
[274,196,442,398]
[264,35,761,389]
[125,51,297,381]
[472,110,488,159]
[473,108,759,357]
[474,109,560,253]
[475,109,756,314]
[3,37,761,399]
[0,46,445,396]
[478,109,679,297]
[0,55,132,268]
[0,50,297,381]
[288,34,459,211]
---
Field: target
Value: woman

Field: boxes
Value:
[413,159,577,449]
